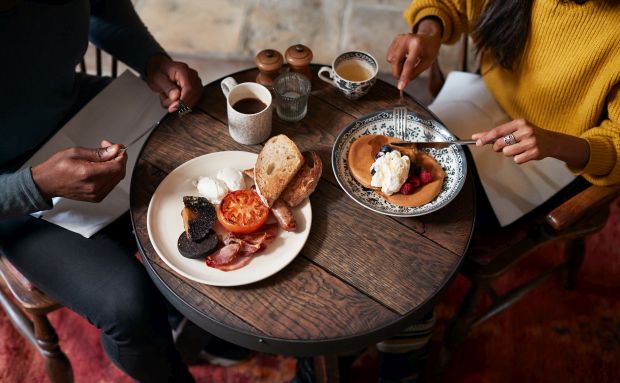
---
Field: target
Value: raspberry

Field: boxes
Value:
[407,175,421,188]
[419,170,433,184]
[400,182,415,195]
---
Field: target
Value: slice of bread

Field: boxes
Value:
[254,135,304,207]
[280,151,322,207]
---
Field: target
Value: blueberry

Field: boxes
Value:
[410,164,421,176]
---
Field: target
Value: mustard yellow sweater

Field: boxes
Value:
[404,0,620,185]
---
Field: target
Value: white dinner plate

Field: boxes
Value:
[146,151,312,286]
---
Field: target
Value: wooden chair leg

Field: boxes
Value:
[29,311,73,383]
[436,281,486,373]
[446,280,486,347]
[0,288,72,382]
[313,355,339,383]
[563,237,585,290]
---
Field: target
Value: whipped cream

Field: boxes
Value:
[196,176,229,204]
[370,150,410,195]
[216,168,245,191]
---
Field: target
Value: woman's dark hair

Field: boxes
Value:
[472,0,588,70]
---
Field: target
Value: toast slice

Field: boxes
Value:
[254,135,304,207]
[280,151,322,207]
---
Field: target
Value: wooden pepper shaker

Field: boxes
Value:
[285,44,313,80]
[255,49,283,88]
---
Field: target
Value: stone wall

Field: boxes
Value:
[135,0,471,75]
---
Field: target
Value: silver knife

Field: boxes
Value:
[391,140,477,149]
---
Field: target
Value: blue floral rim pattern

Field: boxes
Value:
[331,110,467,217]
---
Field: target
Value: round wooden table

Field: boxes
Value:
[130,65,475,358]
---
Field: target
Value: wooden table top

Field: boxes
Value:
[130,65,475,356]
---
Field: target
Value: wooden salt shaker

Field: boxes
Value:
[285,44,313,80]
[255,49,283,88]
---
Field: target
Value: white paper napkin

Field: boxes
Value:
[428,71,576,226]
[23,71,167,238]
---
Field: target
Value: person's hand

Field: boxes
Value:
[146,54,203,113]
[472,119,589,168]
[387,17,443,90]
[31,140,127,202]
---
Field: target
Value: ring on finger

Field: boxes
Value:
[503,134,518,146]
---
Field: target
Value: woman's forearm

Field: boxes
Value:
[472,119,591,168]
[549,131,590,169]
[415,17,443,38]
[0,169,53,219]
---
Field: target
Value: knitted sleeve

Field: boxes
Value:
[571,83,620,186]
[402,0,486,44]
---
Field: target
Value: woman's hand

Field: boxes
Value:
[146,54,203,113]
[31,140,127,202]
[387,17,443,90]
[472,119,590,168]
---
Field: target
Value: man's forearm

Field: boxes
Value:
[0,169,53,219]
[89,0,167,77]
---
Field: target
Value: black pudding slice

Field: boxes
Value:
[182,196,216,242]
[177,230,219,259]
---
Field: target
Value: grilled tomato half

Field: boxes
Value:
[216,190,269,234]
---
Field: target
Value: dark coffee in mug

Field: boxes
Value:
[232,98,267,114]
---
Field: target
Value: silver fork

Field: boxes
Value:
[178,100,192,116]
[393,90,407,140]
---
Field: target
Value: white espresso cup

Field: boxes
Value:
[318,51,379,100]
[221,77,273,145]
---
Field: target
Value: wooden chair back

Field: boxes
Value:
[79,46,119,78]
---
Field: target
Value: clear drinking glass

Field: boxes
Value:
[273,72,311,122]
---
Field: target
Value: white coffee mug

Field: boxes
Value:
[221,77,273,145]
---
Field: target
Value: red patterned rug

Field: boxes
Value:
[350,198,620,383]
[0,306,297,383]
[1,199,619,382]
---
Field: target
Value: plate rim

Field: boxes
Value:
[146,150,312,286]
[331,109,467,217]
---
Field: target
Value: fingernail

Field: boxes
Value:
[397,81,405,90]
[476,139,482,146]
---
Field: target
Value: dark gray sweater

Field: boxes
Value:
[0,0,165,218]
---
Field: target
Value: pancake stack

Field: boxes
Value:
[347,134,445,207]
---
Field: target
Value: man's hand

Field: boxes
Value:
[387,18,443,90]
[146,54,203,113]
[472,119,590,168]
[31,140,128,202]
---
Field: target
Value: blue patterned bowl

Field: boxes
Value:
[332,110,467,217]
